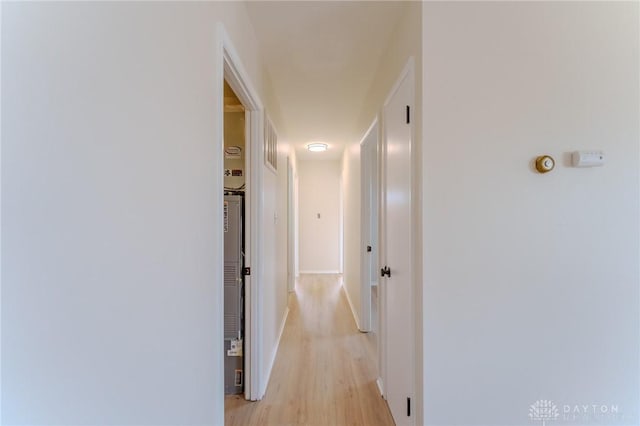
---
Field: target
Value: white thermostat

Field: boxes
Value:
[572,150,605,167]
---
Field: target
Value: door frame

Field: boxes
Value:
[359,118,380,333]
[287,157,296,293]
[379,57,416,424]
[216,23,265,403]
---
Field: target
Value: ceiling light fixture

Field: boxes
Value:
[307,143,328,152]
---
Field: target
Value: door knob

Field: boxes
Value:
[380,266,391,278]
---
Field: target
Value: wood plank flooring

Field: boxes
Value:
[225,274,395,426]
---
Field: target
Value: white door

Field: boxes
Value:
[381,60,415,426]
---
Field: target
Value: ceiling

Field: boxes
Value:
[245,1,408,160]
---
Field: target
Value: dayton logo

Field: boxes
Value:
[529,400,560,426]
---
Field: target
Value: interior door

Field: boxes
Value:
[381,61,415,426]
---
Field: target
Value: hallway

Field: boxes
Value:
[225,274,394,426]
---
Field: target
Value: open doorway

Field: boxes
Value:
[221,33,265,402]
[286,157,298,293]
[223,81,246,397]
[359,119,381,396]
[360,119,379,336]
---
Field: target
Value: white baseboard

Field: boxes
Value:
[341,283,362,331]
[260,307,289,398]
[376,377,385,397]
[299,270,341,274]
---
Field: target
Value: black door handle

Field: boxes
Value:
[380,266,391,278]
[367,245,372,252]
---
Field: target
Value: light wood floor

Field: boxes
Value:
[225,274,395,426]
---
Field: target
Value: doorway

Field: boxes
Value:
[287,157,298,293]
[360,118,380,336]
[223,81,246,398]
[220,25,266,403]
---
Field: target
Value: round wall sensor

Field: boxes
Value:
[535,155,555,173]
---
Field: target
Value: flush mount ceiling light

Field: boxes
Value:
[307,143,328,152]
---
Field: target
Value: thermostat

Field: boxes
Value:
[572,150,604,167]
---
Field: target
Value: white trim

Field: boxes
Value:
[261,307,289,397]
[287,157,296,293]
[342,281,361,330]
[222,29,263,111]
[245,109,263,402]
[376,377,385,398]
[212,24,225,426]
[375,115,386,406]
[0,1,3,412]
[339,175,344,274]
[383,56,415,108]
[358,117,379,334]
[299,270,341,274]
[294,171,300,281]
[360,117,380,149]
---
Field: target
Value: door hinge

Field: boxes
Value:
[242,267,251,276]
[406,105,410,124]
[407,397,411,416]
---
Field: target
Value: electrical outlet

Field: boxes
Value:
[227,338,243,357]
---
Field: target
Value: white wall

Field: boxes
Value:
[341,143,362,327]
[1,2,274,424]
[298,160,342,273]
[259,138,291,395]
[422,2,639,425]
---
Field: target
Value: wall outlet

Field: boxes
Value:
[234,369,243,386]
[227,338,243,357]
